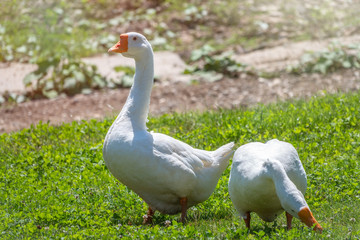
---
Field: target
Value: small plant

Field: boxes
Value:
[185,45,249,82]
[23,57,108,99]
[0,92,26,104]
[112,65,136,88]
[288,43,360,74]
[0,61,136,105]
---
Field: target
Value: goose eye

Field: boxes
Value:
[133,37,137,41]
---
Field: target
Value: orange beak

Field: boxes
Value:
[108,34,128,53]
[298,207,323,233]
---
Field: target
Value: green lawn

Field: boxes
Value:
[1,91,360,239]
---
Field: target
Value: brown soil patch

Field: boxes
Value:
[1,69,359,133]
[2,35,360,133]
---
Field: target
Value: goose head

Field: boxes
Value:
[263,158,323,232]
[108,32,152,59]
[298,206,323,232]
[281,189,323,232]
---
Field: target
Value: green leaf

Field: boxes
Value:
[0,94,5,104]
[63,77,77,90]
[73,71,86,83]
[196,71,223,82]
[23,73,42,87]
[183,66,197,74]
[43,90,58,99]
[16,45,27,53]
[190,45,214,61]
[354,61,360,68]
[0,25,5,34]
[81,88,92,94]
[16,94,26,103]
[62,68,70,76]
[121,75,134,87]
[44,80,54,91]
[113,66,135,75]
[342,61,351,68]
[93,75,106,88]
[53,7,64,15]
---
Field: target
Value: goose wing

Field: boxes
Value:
[152,132,213,170]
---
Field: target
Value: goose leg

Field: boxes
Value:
[244,212,251,229]
[180,197,188,224]
[143,207,155,224]
[286,212,293,230]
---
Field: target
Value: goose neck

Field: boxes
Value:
[265,160,294,193]
[118,50,154,130]
[264,159,307,213]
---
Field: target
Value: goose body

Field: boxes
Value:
[228,139,322,231]
[103,32,234,223]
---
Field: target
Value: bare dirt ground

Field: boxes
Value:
[1,36,360,133]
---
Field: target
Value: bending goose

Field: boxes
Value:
[103,32,234,224]
[228,139,322,232]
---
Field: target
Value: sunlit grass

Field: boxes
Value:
[1,91,359,238]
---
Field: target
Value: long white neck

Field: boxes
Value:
[263,159,307,215]
[117,49,154,130]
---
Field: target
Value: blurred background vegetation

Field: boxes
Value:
[1,0,360,100]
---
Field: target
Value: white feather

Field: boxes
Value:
[103,32,234,215]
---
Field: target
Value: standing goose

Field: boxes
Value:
[103,32,234,224]
[228,139,322,232]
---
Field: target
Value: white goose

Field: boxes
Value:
[228,139,322,232]
[103,32,234,224]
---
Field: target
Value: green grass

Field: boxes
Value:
[1,91,360,239]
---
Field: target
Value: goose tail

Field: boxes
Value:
[213,142,235,167]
